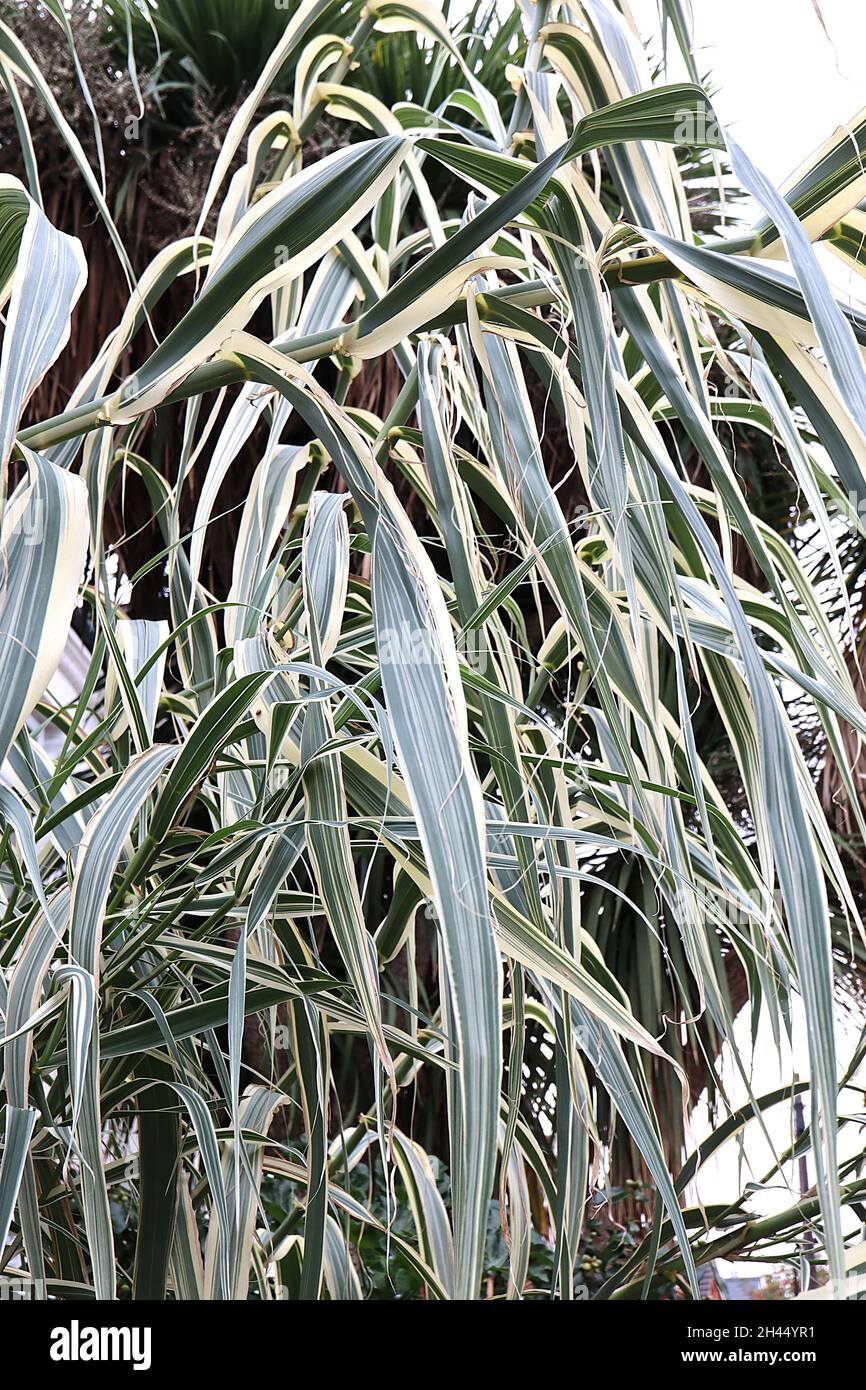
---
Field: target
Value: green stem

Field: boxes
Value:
[609,1176,866,1299]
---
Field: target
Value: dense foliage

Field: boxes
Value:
[0,0,865,1301]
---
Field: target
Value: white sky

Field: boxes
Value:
[633,0,866,188]
[632,0,866,305]
[687,1001,864,1285]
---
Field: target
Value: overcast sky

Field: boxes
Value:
[633,0,866,186]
